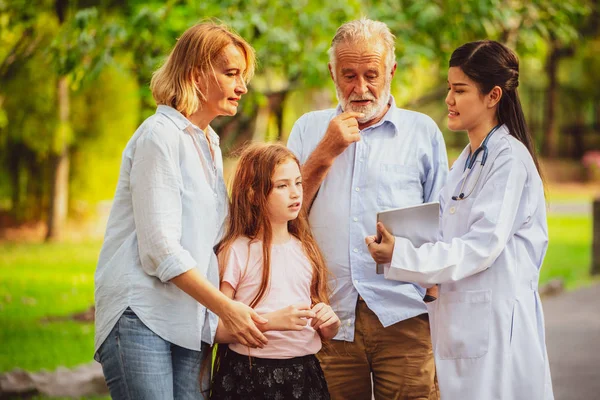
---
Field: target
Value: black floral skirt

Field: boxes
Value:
[210,345,330,400]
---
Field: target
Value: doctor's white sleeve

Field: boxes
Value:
[386,148,529,285]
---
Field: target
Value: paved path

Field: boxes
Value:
[543,284,600,400]
[547,202,591,215]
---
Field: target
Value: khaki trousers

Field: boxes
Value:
[318,298,438,400]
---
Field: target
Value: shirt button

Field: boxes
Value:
[359,158,364,162]
[347,320,352,326]
[449,206,456,214]
[354,279,359,285]
[355,187,360,192]
[353,248,359,253]
[353,217,358,222]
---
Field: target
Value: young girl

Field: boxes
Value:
[210,143,339,400]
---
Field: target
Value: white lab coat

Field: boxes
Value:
[385,125,554,400]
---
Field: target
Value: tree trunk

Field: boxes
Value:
[595,99,600,132]
[252,100,271,143]
[542,37,575,158]
[8,142,21,219]
[572,114,585,160]
[45,76,70,241]
[267,91,287,142]
[542,41,559,158]
[27,156,45,221]
[592,198,600,275]
[252,90,288,143]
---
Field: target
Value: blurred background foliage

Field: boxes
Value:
[0,0,599,238]
[0,0,599,384]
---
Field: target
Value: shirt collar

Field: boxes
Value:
[157,105,191,130]
[472,123,509,154]
[156,105,220,145]
[204,125,220,145]
[335,95,401,136]
[485,123,508,152]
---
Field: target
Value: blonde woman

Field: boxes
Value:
[94,22,267,399]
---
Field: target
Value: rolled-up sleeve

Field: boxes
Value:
[130,127,196,282]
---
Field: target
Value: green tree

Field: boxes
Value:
[0,1,126,236]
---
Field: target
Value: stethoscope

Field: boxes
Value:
[451,124,501,201]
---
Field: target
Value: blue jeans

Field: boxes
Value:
[97,308,210,399]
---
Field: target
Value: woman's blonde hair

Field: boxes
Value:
[150,21,255,117]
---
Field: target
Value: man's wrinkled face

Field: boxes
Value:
[330,40,394,125]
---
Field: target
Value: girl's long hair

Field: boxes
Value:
[449,40,543,179]
[216,142,331,308]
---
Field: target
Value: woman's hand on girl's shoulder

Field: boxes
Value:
[263,304,316,332]
[221,300,269,348]
[311,303,341,341]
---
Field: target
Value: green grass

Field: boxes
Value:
[541,215,598,290]
[0,241,100,372]
[0,214,595,394]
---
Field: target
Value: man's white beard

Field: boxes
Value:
[336,77,392,124]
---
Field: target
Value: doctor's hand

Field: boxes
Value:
[365,222,395,264]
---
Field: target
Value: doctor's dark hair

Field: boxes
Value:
[449,40,542,176]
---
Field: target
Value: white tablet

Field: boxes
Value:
[375,202,440,274]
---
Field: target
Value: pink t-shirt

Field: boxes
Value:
[222,236,322,359]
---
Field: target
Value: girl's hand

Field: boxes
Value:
[220,300,269,348]
[264,304,316,331]
[311,303,341,340]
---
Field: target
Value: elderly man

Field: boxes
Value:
[287,18,448,399]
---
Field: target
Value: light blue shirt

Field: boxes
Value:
[94,105,226,358]
[287,96,448,341]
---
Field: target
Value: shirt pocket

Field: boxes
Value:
[435,289,491,360]
[376,164,423,210]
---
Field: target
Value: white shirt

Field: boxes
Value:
[94,105,226,357]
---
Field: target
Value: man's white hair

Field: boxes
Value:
[328,18,396,75]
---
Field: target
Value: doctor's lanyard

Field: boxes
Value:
[451,124,501,201]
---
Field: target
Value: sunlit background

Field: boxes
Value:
[1,1,599,398]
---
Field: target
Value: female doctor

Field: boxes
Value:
[366,40,553,400]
